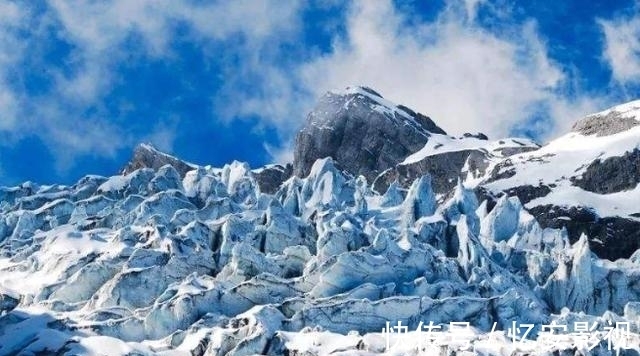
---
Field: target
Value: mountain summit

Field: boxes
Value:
[293,86,539,195]
[121,143,195,177]
[293,86,446,181]
[571,99,640,137]
[292,89,640,260]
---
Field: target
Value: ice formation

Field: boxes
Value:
[2,90,640,355]
[0,155,639,355]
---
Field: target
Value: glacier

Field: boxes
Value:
[0,155,639,355]
[2,87,640,355]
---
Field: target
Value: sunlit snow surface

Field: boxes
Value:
[0,156,640,355]
[476,101,640,219]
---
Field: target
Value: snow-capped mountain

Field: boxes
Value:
[294,86,447,183]
[294,86,540,196]
[1,88,640,355]
[122,143,198,177]
[479,100,640,261]
[294,88,640,261]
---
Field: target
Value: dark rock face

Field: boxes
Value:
[253,164,293,194]
[373,150,476,195]
[571,111,639,137]
[122,144,194,177]
[293,87,445,182]
[0,292,19,312]
[289,88,640,261]
[477,184,554,209]
[484,159,516,184]
[572,149,640,194]
[492,145,538,157]
[529,205,640,261]
[464,150,492,180]
[502,184,553,205]
[462,132,489,140]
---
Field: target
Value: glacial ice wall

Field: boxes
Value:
[0,158,639,355]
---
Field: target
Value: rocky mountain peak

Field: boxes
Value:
[293,86,445,182]
[571,99,640,137]
[121,143,195,177]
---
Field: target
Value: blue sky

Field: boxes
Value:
[0,0,639,185]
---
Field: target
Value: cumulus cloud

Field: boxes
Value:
[0,0,614,175]
[599,14,640,85]
[47,0,303,106]
[0,0,303,173]
[45,0,304,121]
[463,0,487,21]
[0,1,26,132]
[263,142,294,165]
[297,0,596,139]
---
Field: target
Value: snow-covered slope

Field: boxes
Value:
[372,133,540,197]
[399,133,540,190]
[1,152,640,355]
[478,99,640,260]
[402,135,538,165]
[481,120,640,214]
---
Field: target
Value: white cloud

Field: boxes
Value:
[0,0,617,173]
[0,1,26,132]
[599,15,640,85]
[0,0,303,173]
[178,0,302,42]
[264,142,294,165]
[47,0,302,105]
[296,0,595,140]
[0,89,18,131]
[202,1,307,128]
[463,0,486,21]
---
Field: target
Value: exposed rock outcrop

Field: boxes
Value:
[121,143,195,177]
[572,149,640,194]
[293,86,445,182]
[252,164,293,195]
[529,205,640,261]
[571,103,640,137]
[373,149,480,195]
